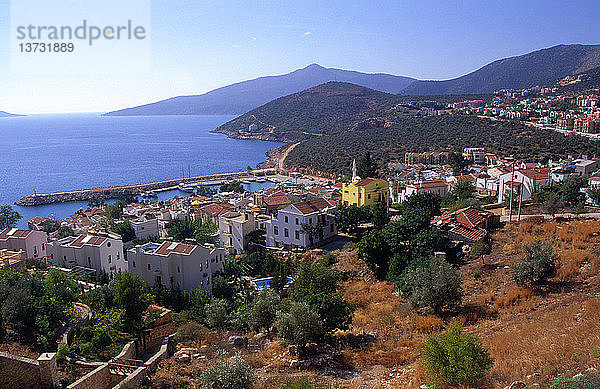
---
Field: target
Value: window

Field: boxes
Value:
[88,257,91,267]
[200,263,203,271]
[368,194,371,199]
[284,228,289,237]
[330,223,334,232]
[228,225,232,234]
[274,226,279,235]
[309,217,313,224]
[284,216,288,223]
[117,252,120,260]
[147,263,151,270]
[108,255,112,263]
[133,261,136,268]
[107,242,111,247]
[178,266,181,273]
[295,231,300,240]
[295,218,299,225]
[34,246,38,255]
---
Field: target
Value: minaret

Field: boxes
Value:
[352,158,357,182]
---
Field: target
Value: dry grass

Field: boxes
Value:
[486,297,600,388]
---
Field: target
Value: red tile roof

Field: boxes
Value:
[263,194,291,207]
[0,228,34,240]
[450,225,488,242]
[154,241,196,256]
[355,178,387,187]
[292,198,334,215]
[200,203,234,216]
[69,234,108,248]
[412,179,447,189]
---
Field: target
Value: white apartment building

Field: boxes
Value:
[265,198,336,249]
[130,215,160,239]
[219,211,256,255]
[0,228,47,259]
[46,234,126,275]
[127,241,225,292]
[463,148,486,165]
[400,180,449,202]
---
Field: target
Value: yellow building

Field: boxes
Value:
[342,178,389,207]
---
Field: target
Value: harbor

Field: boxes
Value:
[15,168,279,206]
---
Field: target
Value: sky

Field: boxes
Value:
[0,0,599,114]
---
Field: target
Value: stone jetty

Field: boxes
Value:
[15,168,277,206]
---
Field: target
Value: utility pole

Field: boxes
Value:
[517,176,524,221]
[509,159,515,222]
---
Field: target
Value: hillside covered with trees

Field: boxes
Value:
[285,115,600,175]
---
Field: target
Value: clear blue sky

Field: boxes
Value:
[0,0,599,113]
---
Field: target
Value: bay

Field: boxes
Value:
[0,114,283,228]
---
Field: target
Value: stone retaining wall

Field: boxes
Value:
[0,352,59,389]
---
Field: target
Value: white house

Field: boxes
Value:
[265,198,336,249]
[127,241,225,292]
[400,179,449,202]
[497,168,552,203]
[46,234,126,275]
[0,228,48,259]
[130,214,160,239]
[218,211,256,255]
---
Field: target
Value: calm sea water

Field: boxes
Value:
[0,114,283,228]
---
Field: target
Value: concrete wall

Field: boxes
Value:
[0,352,41,388]
[111,366,147,389]
[0,351,58,389]
[67,363,121,389]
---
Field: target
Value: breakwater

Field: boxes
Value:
[15,168,277,206]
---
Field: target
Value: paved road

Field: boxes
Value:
[501,212,600,222]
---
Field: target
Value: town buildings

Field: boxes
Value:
[0,228,48,259]
[342,178,389,207]
[265,198,337,249]
[127,241,225,292]
[218,210,256,254]
[46,233,126,275]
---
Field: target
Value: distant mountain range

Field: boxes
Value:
[104,64,415,116]
[402,44,600,95]
[0,111,23,117]
[104,44,600,116]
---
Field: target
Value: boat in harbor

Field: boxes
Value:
[178,183,196,193]
[141,191,158,199]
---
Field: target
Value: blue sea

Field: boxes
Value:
[0,114,283,228]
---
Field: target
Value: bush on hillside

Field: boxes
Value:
[421,324,494,388]
[511,240,559,286]
[276,303,324,346]
[403,257,463,314]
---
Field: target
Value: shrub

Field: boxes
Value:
[290,260,354,333]
[421,325,493,388]
[205,299,229,329]
[403,257,463,314]
[175,321,207,345]
[277,303,324,346]
[549,371,600,389]
[249,289,280,332]
[511,240,559,286]
[357,229,391,280]
[199,353,256,389]
[56,343,70,361]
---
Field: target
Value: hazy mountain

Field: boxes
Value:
[401,44,600,95]
[0,111,23,117]
[104,64,416,116]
